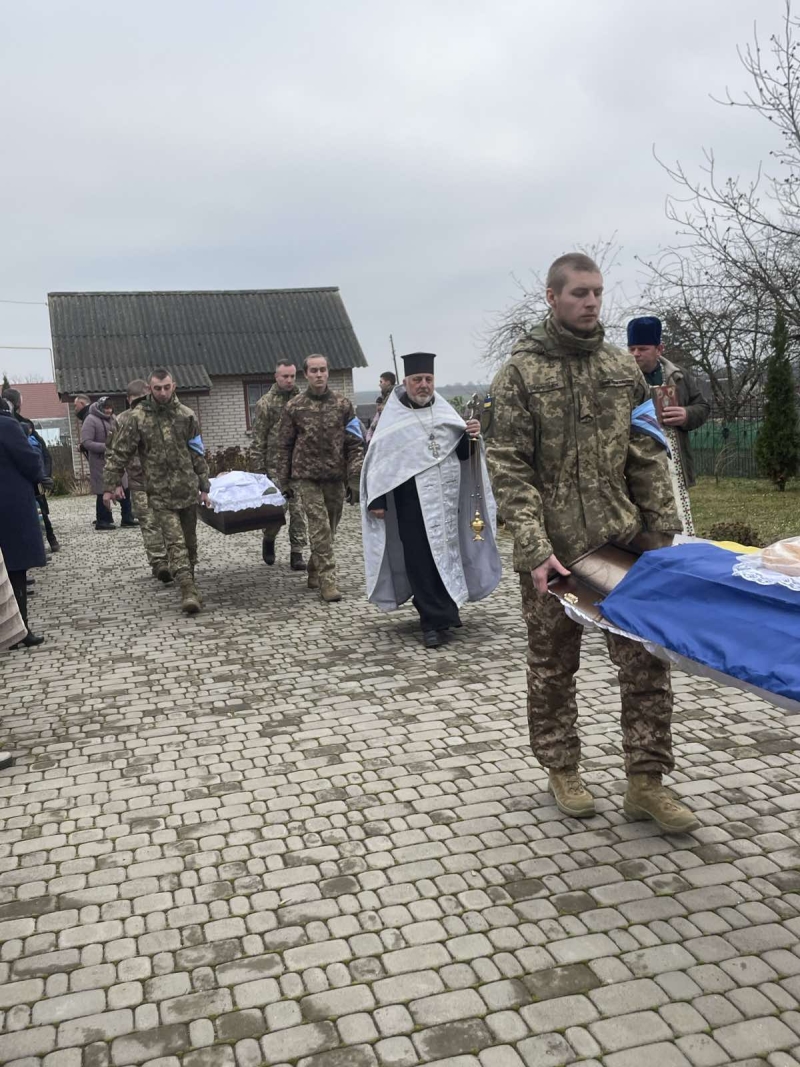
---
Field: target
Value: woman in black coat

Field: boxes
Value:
[0,398,46,647]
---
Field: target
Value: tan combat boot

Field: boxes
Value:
[179,577,202,615]
[307,565,319,590]
[319,579,342,603]
[624,774,699,834]
[549,768,596,818]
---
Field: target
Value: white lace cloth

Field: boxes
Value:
[733,555,800,592]
[207,471,285,513]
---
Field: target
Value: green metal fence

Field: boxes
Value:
[690,402,765,479]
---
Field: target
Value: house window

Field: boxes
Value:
[244,381,272,429]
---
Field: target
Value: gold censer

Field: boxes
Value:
[463,392,487,543]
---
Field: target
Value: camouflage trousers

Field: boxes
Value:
[519,573,674,775]
[152,506,198,581]
[263,492,307,549]
[131,490,168,570]
[295,479,344,584]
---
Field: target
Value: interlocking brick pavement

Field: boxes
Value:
[1,496,799,1066]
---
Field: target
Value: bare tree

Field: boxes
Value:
[480,235,632,370]
[0,372,46,385]
[641,254,773,419]
[656,1,800,330]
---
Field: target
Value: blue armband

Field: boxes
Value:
[631,400,671,457]
[346,417,364,441]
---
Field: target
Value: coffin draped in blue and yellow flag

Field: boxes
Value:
[599,543,800,704]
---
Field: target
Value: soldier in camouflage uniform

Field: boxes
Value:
[486,252,698,834]
[104,368,210,615]
[275,354,363,603]
[251,360,307,570]
[113,380,170,583]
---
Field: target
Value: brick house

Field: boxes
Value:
[49,288,367,475]
[7,382,71,448]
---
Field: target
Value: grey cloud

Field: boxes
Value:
[0,0,788,385]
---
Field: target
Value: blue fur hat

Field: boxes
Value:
[627,316,662,347]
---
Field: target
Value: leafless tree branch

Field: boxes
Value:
[479,235,633,370]
[656,1,800,333]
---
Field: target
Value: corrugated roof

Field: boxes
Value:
[49,288,367,397]
[58,363,212,396]
[8,382,70,420]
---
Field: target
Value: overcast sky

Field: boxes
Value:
[0,0,785,389]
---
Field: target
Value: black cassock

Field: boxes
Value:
[370,427,471,632]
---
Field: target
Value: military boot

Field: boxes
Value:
[179,576,202,615]
[307,565,319,590]
[319,579,342,603]
[624,774,699,834]
[548,768,596,818]
[153,563,173,583]
[290,551,307,572]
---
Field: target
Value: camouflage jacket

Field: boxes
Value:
[486,315,680,572]
[103,394,210,510]
[275,388,363,487]
[251,383,300,481]
[112,398,146,492]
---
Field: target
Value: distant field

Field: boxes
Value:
[354,384,490,406]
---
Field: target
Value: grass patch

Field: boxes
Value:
[690,476,800,546]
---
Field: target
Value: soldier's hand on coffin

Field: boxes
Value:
[465,418,481,437]
[661,405,688,427]
[369,508,386,520]
[532,554,571,594]
[198,491,211,507]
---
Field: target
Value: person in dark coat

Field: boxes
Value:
[74,395,91,424]
[627,316,710,488]
[2,388,60,553]
[0,398,46,648]
[80,396,137,530]
[74,395,91,465]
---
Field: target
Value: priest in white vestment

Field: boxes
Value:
[360,352,502,648]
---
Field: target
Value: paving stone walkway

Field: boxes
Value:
[1,496,799,1067]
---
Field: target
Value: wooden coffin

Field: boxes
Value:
[547,534,698,619]
[197,502,285,536]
